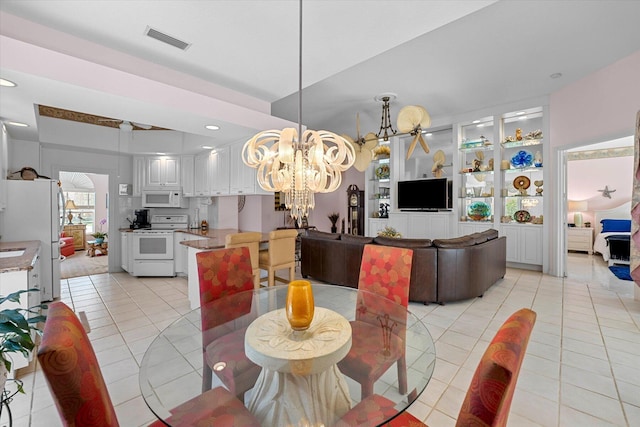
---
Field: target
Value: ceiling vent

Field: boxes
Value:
[144,26,190,51]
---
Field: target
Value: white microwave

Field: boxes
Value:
[142,187,188,208]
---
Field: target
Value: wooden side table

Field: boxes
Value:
[86,240,108,257]
[63,224,87,250]
[567,227,593,254]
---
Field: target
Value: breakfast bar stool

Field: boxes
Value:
[225,231,262,289]
[258,229,298,287]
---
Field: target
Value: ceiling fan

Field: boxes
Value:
[97,118,153,131]
[342,113,379,172]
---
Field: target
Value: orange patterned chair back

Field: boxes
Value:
[357,244,413,307]
[196,247,255,330]
[37,301,120,427]
[456,308,537,427]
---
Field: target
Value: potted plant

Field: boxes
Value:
[377,226,402,238]
[0,289,47,391]
[91,218,108,243]
[328,212,340,233]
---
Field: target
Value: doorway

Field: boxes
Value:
[59,171,109,278]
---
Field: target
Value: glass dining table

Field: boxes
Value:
[139,284,436,427]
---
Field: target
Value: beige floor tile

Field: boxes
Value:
[561,383,626,425]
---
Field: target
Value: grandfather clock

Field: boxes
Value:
[347,184,364,235]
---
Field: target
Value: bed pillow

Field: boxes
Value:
[600,219,631,233]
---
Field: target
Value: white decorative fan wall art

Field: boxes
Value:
[397,105,432,159]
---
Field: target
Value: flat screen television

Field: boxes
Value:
[397,178,451,211]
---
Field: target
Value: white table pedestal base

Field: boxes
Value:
[247,364,351,427]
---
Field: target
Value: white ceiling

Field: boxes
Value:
[1,0,639,154]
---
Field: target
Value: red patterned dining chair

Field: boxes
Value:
[334,308,537,427]
[37,301,260,427]
[337,244,414,400]
[196,247,261,398]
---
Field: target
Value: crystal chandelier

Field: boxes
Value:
[242,0,355,224]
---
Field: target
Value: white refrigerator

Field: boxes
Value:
[2,179,64,301]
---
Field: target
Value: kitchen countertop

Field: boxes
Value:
[0,240,41,273]
[177,228,269,250]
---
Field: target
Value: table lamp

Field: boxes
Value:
[65,199,78,224]
[568,200,588,227]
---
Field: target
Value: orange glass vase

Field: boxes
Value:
[286,280,315,331]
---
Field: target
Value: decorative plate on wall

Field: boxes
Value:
[514,210,531,223]
[513,175,531,190]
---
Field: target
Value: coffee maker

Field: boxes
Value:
[132,209,150,229]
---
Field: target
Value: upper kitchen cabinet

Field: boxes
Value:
[229,143,256,195]
[209,146,230,196]
[181,155,195,197]
[194,152,211,196]
[146,156,180,187]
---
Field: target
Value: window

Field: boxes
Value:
[64,191,96,233]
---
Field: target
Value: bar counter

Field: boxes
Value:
[177,228,269,250]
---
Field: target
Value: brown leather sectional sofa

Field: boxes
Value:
[300,229,506,304]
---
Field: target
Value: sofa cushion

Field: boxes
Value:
[340,234,374,244]
[373,236,432,248]
[469,232,489,245]
[432,236,475,248]
[306,230,341,240]
[480,229,499,241]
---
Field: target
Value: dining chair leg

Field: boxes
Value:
[288,266,295,283]
[269,270,275,287]
[202,355,212,393]
[398,356,408,395]
[361,382,374,399]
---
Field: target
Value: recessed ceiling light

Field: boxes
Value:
[156,152,166,155]
[0,78,17,87]
[550,72,562,79]
[519,116,528,120]
[472,120,481,124]
[5,121,28,127]
[516,111,526,115]
[424,132,433,136]
[201,145,213,149]
[205,125,220,131]
[476,124,485,128]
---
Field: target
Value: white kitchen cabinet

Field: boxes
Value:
[181,155,195,196]
[502,224,542,266]
[0,248,41,371]
[121,231,131,272]
[133,156,145,196]
[174,232,192,275]
[146,156,180,187]
[194,153,211,196]
[229,143,256,195]
[210,146,230,196]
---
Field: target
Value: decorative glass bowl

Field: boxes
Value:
[467,202,491,221]
[510,150,533,168]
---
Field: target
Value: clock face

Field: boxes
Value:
[350,194,358,206]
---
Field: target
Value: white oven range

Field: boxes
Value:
[131,215,188,277]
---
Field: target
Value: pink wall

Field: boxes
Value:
[308,167,365,233]
[550,50,640,148]
[567,156,633,225]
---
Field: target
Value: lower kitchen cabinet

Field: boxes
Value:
[121,231,131,272]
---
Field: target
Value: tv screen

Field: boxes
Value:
[397,178,450,211]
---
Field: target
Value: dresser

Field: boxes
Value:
[63,224,87,251]
[567,227,593,254]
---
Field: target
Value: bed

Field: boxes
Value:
[593,201,631,266]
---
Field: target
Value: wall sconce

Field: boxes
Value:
[568,200,588,227]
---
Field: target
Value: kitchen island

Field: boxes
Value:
[0,240,42,372]
[177,229,268,309]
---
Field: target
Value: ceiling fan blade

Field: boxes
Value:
[132,121,152,130]
[353,149,373,172]
[418,134,430,154]
[406,134,419,160]
[362,132,378,150]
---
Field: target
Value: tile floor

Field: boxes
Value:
[4,253,640,427]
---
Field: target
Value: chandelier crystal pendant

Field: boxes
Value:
[242,0,355,224]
